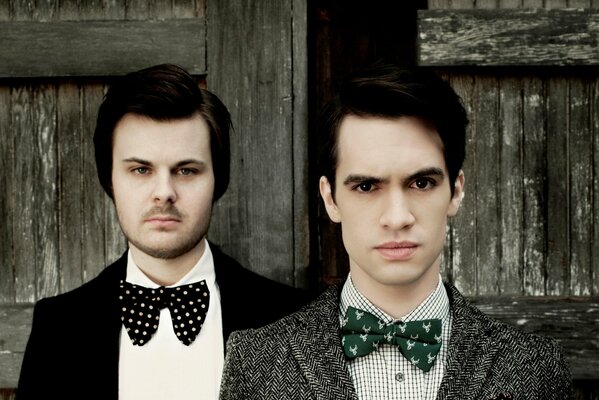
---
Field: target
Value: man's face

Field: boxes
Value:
[320,115,464,295]
[111,113,214,261]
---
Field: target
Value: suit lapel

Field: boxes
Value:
[437,284,502,400]
[288,285,358,400]
[87,252,128,398]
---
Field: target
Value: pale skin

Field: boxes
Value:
[111,113,215,286]
[320,115,464,319]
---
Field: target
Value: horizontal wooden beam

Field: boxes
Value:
[0,296,597,387]
[470,296,599,380]
[0,19,206,78]
[417,9,599,66]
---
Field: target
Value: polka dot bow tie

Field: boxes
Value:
[118,280,210,346]
[341,306,442,372]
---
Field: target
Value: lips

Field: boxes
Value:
[375,241,418,261]
[145,215,181,229]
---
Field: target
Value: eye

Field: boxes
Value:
[412,177,435,190]
[355,181,375,193]
[134,167,149,175]
[178,168,194,176]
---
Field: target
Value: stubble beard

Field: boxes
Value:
[119,205,210,260]
[126,229,206,260]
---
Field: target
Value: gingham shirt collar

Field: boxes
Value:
[339,274,450,324]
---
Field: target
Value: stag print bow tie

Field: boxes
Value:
[341,306,442,372]
[118,280,210,346]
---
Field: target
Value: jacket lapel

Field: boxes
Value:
[437,283,502,400]
[288,285,358,400]
[89,252,128,398]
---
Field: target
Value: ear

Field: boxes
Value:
[447,170,465,217]
[319,176,341,223]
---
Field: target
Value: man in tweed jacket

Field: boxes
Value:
[220,65,573,400]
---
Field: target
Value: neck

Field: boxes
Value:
[350,261,440,319]
[129,239,206,286]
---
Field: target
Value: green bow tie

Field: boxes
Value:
[341,306,442,372]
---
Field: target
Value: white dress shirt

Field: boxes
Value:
[119,240,224,400]
[340,275,452,400]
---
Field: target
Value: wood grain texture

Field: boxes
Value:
[292,0,311,288]
[417,9,599,66]
[470,295,599,380]
[57,82,84,292]
[474,75,501,295]
[447,74,477,296]
[546,78,570,295]
[499,77,523,294]
[207,0,308,287]
[521,78,546,295]
[0,19,206,77]
[0,86,14,303]
[569,78,593,296]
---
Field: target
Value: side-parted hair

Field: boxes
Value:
[318,64,468,196]
[93,63,232,202]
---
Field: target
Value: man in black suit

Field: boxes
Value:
[220,65,573,399]
[17,64,308,400]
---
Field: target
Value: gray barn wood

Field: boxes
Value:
[0,19,206,77]
[418,9,599,66]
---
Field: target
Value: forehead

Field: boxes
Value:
[336,115,446,173]
[112,113,211,160]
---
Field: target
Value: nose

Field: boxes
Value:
[152,171,177,204]
[379,190,415,230]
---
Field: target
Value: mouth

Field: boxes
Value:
[374,241,418,261]
[145,215,181,229]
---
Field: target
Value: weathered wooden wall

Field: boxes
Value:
[0,0,309,396]
[207,0,310,288]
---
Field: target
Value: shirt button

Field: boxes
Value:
[395,372,404,382]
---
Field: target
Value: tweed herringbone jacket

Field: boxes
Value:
[220,282,573,400]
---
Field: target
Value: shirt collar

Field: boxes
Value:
[125,239,216,288]
[339,274,450,324]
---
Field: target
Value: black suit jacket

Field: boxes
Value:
[17,243,309,400]
[220,282,573,400]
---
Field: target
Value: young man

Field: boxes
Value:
[17,64,308,400]
[219,65,573,399]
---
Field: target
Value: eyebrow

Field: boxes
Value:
[122,157,207,168]
[342,167,445,186]
[406,167,445,182]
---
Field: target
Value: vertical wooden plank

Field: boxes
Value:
[522,77,547,295]
[499,77,523,294]
[81,84,109,281]
[568,0,591,7]
[448,73,478,296]
[208,0,299,285]
[33,84,59,299]
[292,0,310,289]
[12,86,37,303]
[498,0,522,7]
[569,78,593,296]
[475,75,501,295]
[475,0,499,8]
[79,0,127,274]
[522,0,543,6]
[546,77,569,295]
[57,82,84,292]
[31,0,57,21]
[173,0,203,18]
[0,85,14,303]
[545,0,567,8]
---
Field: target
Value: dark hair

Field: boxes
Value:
[318,64,468,196]
[93,63,231,202]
